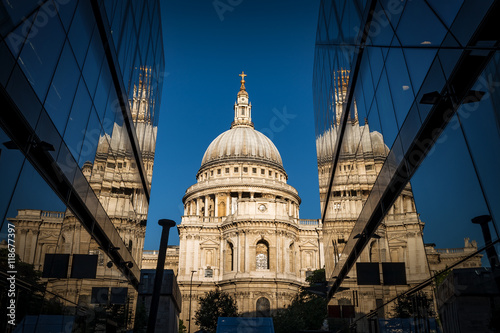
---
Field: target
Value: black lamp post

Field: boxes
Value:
[188,270,196,333]
[146,219,176,333]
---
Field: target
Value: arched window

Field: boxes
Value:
[256,297,270,317]
[256,240,269,270]
[226,242,234,271]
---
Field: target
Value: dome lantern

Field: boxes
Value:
[232,71,253,129]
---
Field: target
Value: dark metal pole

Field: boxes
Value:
[146,219,176,333]
[472,215,499,268]
[188,270,196,333]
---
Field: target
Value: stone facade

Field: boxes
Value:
[174,74,323,330]
[140,73,482,333]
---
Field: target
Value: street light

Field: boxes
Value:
[188,270,196,333]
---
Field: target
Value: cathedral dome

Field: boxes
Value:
[200,126,283,169]
[198,72,285,172]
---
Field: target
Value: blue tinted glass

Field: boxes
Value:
[44,42,80,134]
[56,0,78,31]
[450,0,493,47]
[379,0,406,30]
[17,2,66,101]
[93,64,112,121]
[367,2,393,46]
[82,28,105,98]
[0,0,39,37]
[385,46,414,126]
[426,0,463,28]
[459,54,500,229]
[68,0,95,68]
[78,109,100,167]
[411,115,489,249]
[375,71,398,146]
[6,64,43,128]
[4,13,34,58]
[395,1,446,46]
[402,48,437,96]
[64,78,92,160]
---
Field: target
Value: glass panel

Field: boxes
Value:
[385,45,414,127]
[375,70,398,146]
[77,109,100,168]
[450,0,493,47]
[458,53,500,230]
[17,2,65,101]
[412,115,489,250]
[56,0,78,31]
[4,13,34,59]
[0,0,39,37]
[402,48,437,96]
[395,0,447,46]
[6,64,43,128]
[64,78,92,161]
[82,28,105,99]
[427,0,463,28]
[44,42,80,134]
[68,0,95,69]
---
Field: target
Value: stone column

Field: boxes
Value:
[237,232,241,272]
[196,198,200,216]
[244,230,248,272]
[214,195,218,217]
[226,193,230,216]
[204,196,208,217]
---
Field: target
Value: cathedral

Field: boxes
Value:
[175,73,323,318]
[152,72,482,331]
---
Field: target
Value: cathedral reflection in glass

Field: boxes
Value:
[0,0,164,331]
[314,0,500,331]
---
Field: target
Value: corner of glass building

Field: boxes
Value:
[314,0,500,331]
[0,0,166,331]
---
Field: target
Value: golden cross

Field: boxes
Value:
[239,71,247,81]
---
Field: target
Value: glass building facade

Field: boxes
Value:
[0,0,164,331]
[314,0,500,331]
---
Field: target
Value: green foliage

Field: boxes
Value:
[273,289,327,333]
[194,289,238,333]
[305,268,326,286]
[391,292,435,319]
[178,319,187,333]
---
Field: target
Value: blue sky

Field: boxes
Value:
[144,1,322,249]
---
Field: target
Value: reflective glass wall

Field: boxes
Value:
[0,0,164,331]
[314,0,500,331]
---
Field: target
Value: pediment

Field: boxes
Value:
[200,238,219,247]
[299,240,318,248]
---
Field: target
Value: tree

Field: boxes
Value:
[391,292,435,319]
[305,268,326,286]
[194,289,238,333]
[178,319,187,333]
[273,289,327,333]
